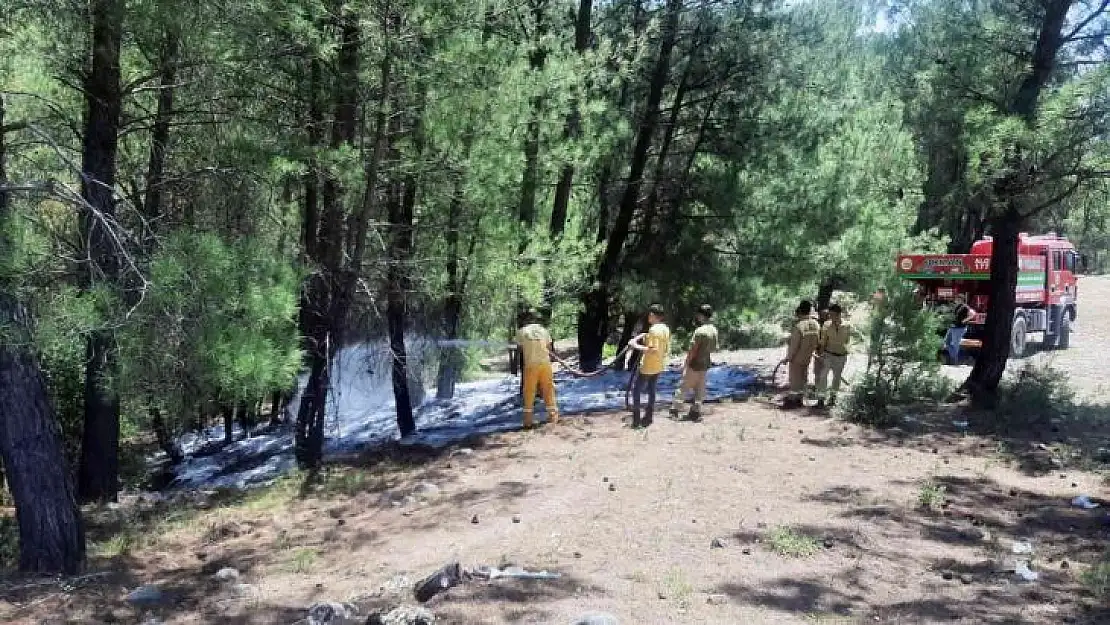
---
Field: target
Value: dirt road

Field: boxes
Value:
[1013,274,1109,400]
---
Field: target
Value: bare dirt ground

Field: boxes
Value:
[3,278,1109,625]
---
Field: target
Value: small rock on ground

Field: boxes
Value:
[125,585,166,608]
[213,567,241,582]
[570,612,619,625]
[367,605,436,625]
[414,483,441,498]
[306,601,358,625]
[707,594,728,605]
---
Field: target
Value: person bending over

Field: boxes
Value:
[944,294,976,365]
[515,309,560,429]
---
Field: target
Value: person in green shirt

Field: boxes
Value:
[671,304,718,421]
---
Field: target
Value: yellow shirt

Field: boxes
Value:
[516,324,552,367]
[639,323,671,375]
[820,320,851,356]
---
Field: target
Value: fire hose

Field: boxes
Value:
[767,359,785,387]
[547,343,633,379]
[534,343,641,409]
[550,345,656,410]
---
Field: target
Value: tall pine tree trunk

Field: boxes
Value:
[386,209,416,435]
[301,58,323,262]
[269,390,286,426]
[295,7,361,468]
[221,404,235,445]
[612,310,639,372]
[77,0,125,503]
[578,0,682,371]
[549,0,592,240]
[436,173,467,400]
[517,0,548,253]
[150,408,183,464]
[0,295,88,573]
[386,70,427,436]
[0,94,86,574]
[966,210,1021,406]
[965,0,1071,403]
[141,27,178,229]
[545,0,592,308]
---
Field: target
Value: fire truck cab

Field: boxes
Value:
[896,233,1080,362]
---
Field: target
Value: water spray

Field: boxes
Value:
[434,339,513,349]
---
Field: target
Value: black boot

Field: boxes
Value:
[687,407,702,422]
[631,411,642,429]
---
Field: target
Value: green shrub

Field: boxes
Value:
[842,280,949,426]
[715,307,787,350]
[917,480,947,510]
[766,526,821,557]
[993,363,1075,431]
[1082,551,1110,600]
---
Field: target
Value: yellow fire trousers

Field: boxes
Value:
[522,363,559,427]
[788,358,812,398]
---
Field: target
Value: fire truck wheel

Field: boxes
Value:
[1010,316,1028,358]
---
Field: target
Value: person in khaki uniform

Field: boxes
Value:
[781,300,820,409]
[671,304,718,421]
[514,309,559,429]
[629,303,670,428]
[812,305,830,386]
[815,303,850,408]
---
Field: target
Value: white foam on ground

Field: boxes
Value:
[167,342,758,490]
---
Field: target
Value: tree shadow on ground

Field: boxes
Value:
[719,473,1110,624]
[0,543,312,625]
[2,410,566,622]
[789,396,1110,481]
[425,571,604,625]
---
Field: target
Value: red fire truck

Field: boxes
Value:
[895,233,1080,363]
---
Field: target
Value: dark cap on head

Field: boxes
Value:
[698,304,713,318]
[648,303,665,318]
[829,303,843,314]
[521,307,540,324]
[796,300,813,316]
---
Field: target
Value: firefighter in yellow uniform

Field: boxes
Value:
[781,300,820,409]
[815,303,850,408]
[515,310,559,429]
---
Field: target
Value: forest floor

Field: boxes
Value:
[3,278,1110,625]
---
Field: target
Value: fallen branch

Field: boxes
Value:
[412,561,563,603]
